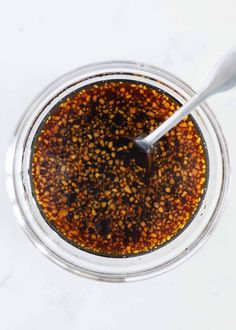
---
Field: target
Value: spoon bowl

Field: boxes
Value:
[129,136,153,174]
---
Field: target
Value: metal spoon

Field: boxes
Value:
[129,47,236,173]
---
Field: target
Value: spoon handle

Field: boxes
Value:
[142,46,236,147]
[142,90,207,146]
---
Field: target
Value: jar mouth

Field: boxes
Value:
[6,61,230,282]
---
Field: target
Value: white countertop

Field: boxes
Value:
[1,0,236,329]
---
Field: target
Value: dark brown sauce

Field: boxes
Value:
[31,80,207,257]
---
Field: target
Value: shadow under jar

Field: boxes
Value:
[7,62,230,282]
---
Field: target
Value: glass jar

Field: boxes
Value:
[6,61,230,282]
